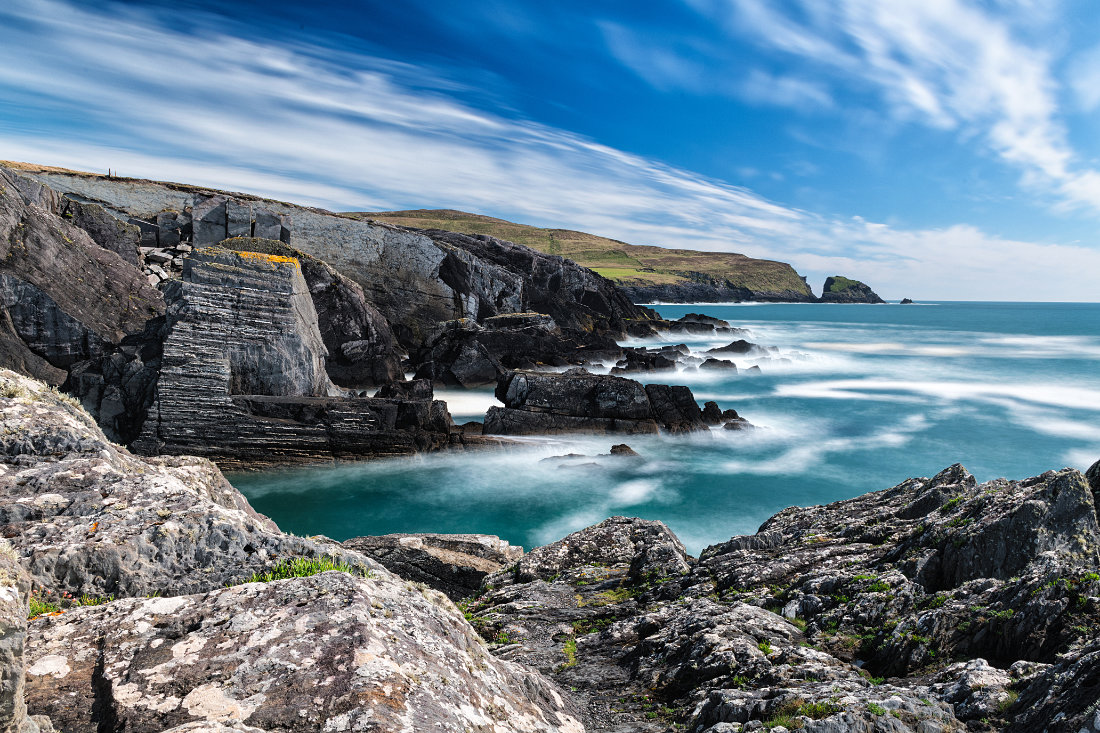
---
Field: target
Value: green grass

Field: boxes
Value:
[867,702,888,716]
[28,589,112,620]
[562,637,578,668]
[244,555,369,583]
[826,275,860,292]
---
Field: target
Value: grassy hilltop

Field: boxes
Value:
[356,209,813,299]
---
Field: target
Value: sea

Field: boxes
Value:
[228,302,1100,556]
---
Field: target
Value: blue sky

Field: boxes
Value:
[2,0,1100,299]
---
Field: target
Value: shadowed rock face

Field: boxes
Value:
[0,168,164,385]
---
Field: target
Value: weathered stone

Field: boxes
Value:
[0,539,36,733]
[343,533,523,601]
[60,198,141,265]
[0,169,163,380]
[191,195,227,246]
[221,238,403,388]
[700,358,737,370]
[25,571,581,733]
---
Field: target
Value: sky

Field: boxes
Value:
[1,0,1099,300]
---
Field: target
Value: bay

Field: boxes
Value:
[228,301,1100,555]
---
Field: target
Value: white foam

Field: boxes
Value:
[775,379,1100,412]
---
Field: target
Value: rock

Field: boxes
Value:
[373,378,434,401]
[221,238,403,388]
[485,370,723,436]
[677,313,731,329]
[3,368,579,733]
[483,312,557,331]
[642,383,709,434]
[0,368,376,597]
[0,168,164,379]
[819,275,886,304]
[610,348,678,374]
[414,320,505,387]
[342,533,523,601]
[702,401,723,425]
[24,572,582,733]
[0,539,41,733]
[722,418,753,430]
[900,298,914,305]
[609,444,639,457]
[1087,459,1099,493]
[700,358,737,370]
[492,517,690,588]
[707,340,760,355]
[59,197,141,265]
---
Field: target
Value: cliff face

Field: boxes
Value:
[7,167,655,349]
[0,168,164,385]
[365,209,818,303]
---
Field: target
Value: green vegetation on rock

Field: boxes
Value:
[359,209,812,298]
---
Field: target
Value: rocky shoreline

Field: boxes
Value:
[2,368,1099,732]
[2,161,1097,732]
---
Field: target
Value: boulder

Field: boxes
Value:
[343,533,523,601]
[699,358,736,370]
[25,570,581,733]
[900,298,914,305]
[707,340,760,355]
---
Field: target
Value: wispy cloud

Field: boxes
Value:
[681,0,1100,215]
[0,0,1097,300]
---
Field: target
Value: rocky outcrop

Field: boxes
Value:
[461,465,1100,732]
[112,248,453,464]
[0,168,164,384]
[5,167,659,355]
[484,369,728,435]
[343,533,523,601]
[25,572,581,733]
[413,316,620,388]
[0,370,580,732]
[819,275,886,304]
[220,238,402,388]
[620,278,815,304]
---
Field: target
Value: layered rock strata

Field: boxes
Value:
[125,249,453,464]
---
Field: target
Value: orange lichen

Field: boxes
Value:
[235,250,299,266]
[89,521,98,534]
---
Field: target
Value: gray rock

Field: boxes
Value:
[25,569,581,733]
[820,276,886,304]
[0,169,163,377]
[343,533,523,601]
[60,197,141,265]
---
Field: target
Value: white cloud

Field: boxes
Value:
[0,0,1098,301]
[688,0,1100,214]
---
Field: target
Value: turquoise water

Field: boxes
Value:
[229,302,1100,555]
